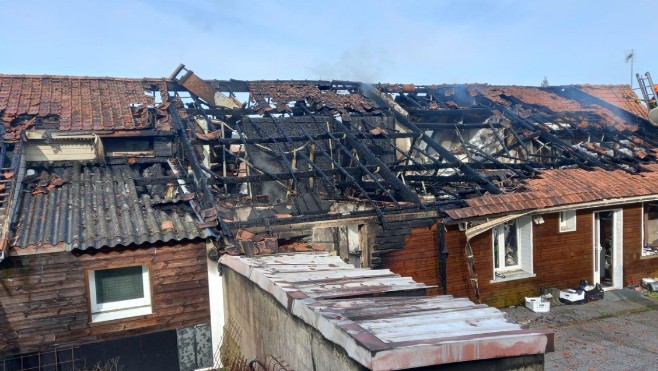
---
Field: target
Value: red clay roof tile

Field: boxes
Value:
[0,74,168,132]
[446,166,658,220]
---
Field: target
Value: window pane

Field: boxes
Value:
[560,210,576,232]
[503,220,518,267]
[646,204,658,245]
[95,266,144,304]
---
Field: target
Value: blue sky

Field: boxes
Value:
[1,0,656,86]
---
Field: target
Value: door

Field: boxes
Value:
[593,210,623,289]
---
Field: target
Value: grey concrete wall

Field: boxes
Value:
[177,323,212,371]
[222,268,367,371]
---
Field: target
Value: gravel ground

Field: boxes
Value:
[503,289,658,370]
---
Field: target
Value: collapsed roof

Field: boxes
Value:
[176,72,656,230]
[0,66,657,256]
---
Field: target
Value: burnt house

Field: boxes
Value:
[0,75,215,370]
[1,64,658,370]
[182,70,658,308]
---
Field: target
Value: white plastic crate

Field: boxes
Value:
[559,289,585,302]
[525,297,550,313]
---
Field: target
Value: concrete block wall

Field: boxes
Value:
[222,268,366,371]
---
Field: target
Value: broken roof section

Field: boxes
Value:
[0,75,172,140]
[220,252,553,370]
[177,70,657,232]
[3,66,658,249]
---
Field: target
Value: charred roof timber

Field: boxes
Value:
[1,68,657,259]
[160,69,657,243]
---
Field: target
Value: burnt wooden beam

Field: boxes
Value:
[414,122,504,130]
[207,161,552,185]
[548,86,649,123]
[363,86,503,195]
[477,95,615,171]
[406,107,494,122]
[326,114,421,204]
[404,174,484,183]
[205,131,419,145]
[266,115,340,198]
[437,223,448,294]
[290,115,393,219]
[224,202,451,230]
[167,99,232,237]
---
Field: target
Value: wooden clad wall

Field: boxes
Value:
[459,211,595,307]
[379,220,441,295]
[0,241,210,355]
[444,204,658,307]
[379,212,599,307]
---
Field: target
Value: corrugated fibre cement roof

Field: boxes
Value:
[13,162,209,251]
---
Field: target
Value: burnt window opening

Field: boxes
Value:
[102,137,154,157]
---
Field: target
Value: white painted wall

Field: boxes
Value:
[206,241,224,368]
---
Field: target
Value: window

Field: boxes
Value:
[101,137,154,157]
[88,265,152,322]
[560,210,577,232]
[492,216,533,280]
[643,203,658,256]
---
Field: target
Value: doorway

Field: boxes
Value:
[593,210,623,289]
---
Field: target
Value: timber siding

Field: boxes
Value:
[380,222,441,295]
[454,210,595,307]
[382,204,658,308]
[623,203,658,283]
[0,241,210,355]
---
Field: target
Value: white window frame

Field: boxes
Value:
[492,216,534,282]
[642,202,658,257]
[88,265,152,322]
[559,210,577,232]
[493,221,521,272]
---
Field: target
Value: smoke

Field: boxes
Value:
[309,44,394,83]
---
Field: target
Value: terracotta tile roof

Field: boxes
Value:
[247,81,377,114]
[577,84,648,119]
[0,74,167,134]
[446,164,658,220]
[477,85,638,132]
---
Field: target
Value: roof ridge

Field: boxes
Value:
[0,73,169,82]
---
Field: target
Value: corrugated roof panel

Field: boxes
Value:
[12,163,209,251]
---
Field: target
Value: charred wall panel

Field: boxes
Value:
[378,219,441,295]
[0,241,210,356]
